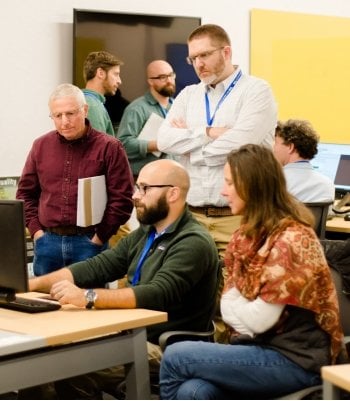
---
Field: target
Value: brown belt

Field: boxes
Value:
[46,225,95,236]
[189,205,233,217]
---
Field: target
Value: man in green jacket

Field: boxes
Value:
[29,158,220,398]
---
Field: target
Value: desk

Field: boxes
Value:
[0,293,167,399]
[322,364,350,399]
[326,216,350,234]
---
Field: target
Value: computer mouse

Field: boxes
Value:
[344,214,350,221]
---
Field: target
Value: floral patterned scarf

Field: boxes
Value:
[224,217,344,363]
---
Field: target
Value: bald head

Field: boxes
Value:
[147,60,173,78]
[139,159,190,199]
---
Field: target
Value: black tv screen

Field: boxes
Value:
[0,200,28,297]
[73,9,201,125]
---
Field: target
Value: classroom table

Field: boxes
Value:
[0,293,167,399]
[326,215,350,234]
[322,364,350,399]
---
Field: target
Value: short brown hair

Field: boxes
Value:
[188,24,231,47]
[83,51,123,82]
[275,119,319,160]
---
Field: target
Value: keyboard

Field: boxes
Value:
[0,296,61,313]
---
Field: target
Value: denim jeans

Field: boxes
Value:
[159,341,321,400]
[33,232,108,276]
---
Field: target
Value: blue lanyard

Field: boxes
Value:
[132,230,156,286]
[205,70,242,127]
[159,98,173,118]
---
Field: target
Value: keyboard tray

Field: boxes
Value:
[0,296,61,313]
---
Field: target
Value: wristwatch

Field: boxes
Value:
[84,289,98,309]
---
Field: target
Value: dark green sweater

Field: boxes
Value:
[69,207,220,343]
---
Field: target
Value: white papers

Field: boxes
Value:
[138,113,164,157]
[77,175,107,227]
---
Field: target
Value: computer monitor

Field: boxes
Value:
[334,154,350,191]
[0,200,28,301]
[311,143,350,192]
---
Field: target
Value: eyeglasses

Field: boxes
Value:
[186,47,225,65]
[134,184,174,196]
[148,72,176,82]
[50,107,83,121]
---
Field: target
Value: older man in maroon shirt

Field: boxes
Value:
[17,83,134,276]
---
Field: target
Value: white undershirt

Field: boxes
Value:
[220,287,285,337]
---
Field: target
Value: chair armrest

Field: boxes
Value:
[159,321,216,352]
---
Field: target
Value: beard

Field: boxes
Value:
[157,84,176,97]
[200,74,219,85]
[135,193,169,225]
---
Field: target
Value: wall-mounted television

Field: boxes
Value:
[73,9,201,126]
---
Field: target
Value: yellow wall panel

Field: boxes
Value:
[251,9,350,143]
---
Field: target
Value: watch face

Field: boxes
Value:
[85,289,96,309]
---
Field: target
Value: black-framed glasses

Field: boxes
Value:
[186,47,225,65]
[148,72,176,82]
[134,184,174,196]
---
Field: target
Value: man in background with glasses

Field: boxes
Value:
[28,158,219,399]
[158,23,277,342]
[16,83,134,277]
[117,59,176,181]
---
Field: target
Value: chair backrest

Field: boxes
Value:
[330,267,350,339]
[304,202,332,239]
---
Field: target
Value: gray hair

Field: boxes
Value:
[48,83,86,107]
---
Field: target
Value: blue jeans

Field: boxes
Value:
[33,232,108,276]
[159,341,321,400]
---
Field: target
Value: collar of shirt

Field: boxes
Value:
[83,89,106,104]
[206,66,242,96]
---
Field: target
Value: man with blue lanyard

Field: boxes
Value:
[117,60,176,180]
[158,24,278,258]
[82,50,122,137]
[28,158,220,399]
[158,24,277,342]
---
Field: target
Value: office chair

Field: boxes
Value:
[304,201,333,239]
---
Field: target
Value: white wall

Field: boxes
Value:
[1,0,350,176]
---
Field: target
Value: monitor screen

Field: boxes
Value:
[310,143,350,188]
[334,154,350,191]
[73,9,201,125]
[0,200,28,298]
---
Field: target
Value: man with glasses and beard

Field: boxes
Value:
[117,60,177,181]
[158,24,277,258]
[157,24,277,343]
[28,158,220,399]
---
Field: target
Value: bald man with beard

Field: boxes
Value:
[29,159,220,399]
[117,60,177,180]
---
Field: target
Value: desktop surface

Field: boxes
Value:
[0,292,167,346]
[0,294,167,399]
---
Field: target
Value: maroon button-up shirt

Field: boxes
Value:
[16,121,134,243]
